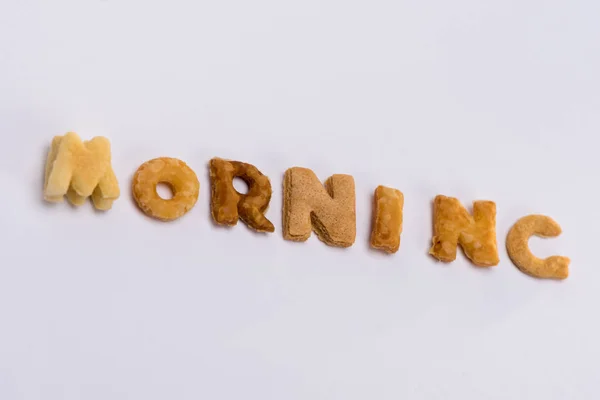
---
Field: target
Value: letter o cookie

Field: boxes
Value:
[132,157,199,221]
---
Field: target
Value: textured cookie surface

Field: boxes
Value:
[370,186,404,253]
[429,195,499,267]
[506,215,570,279]
[283,167,356,247]
[210,157,274,232]
[132,157,199,221]
[43,132,120,210]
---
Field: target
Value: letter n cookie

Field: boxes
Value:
[429,195,499,267]
[283,167,356,247]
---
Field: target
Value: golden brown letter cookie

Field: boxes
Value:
[506,215,570,279]
[209,157,274,233]
[283,167,356,247]
[370,186,404,253]
[132,157,199,221]
[429,195,499,267]
[43,132,120,210]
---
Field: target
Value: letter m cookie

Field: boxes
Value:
[43,132,120,210]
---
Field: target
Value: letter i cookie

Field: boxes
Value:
[370,186,404,253]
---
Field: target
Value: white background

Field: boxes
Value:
[0,0,598,399]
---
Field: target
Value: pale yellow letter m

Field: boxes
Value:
[44,132,120,210]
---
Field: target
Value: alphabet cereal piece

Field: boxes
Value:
[209,158,274,233]
[370,186,404,254]
[429,195,499,267]
[506,215,570,279]
[43,132,120,210]
[283,167,356,247]
[132,157,199,221]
